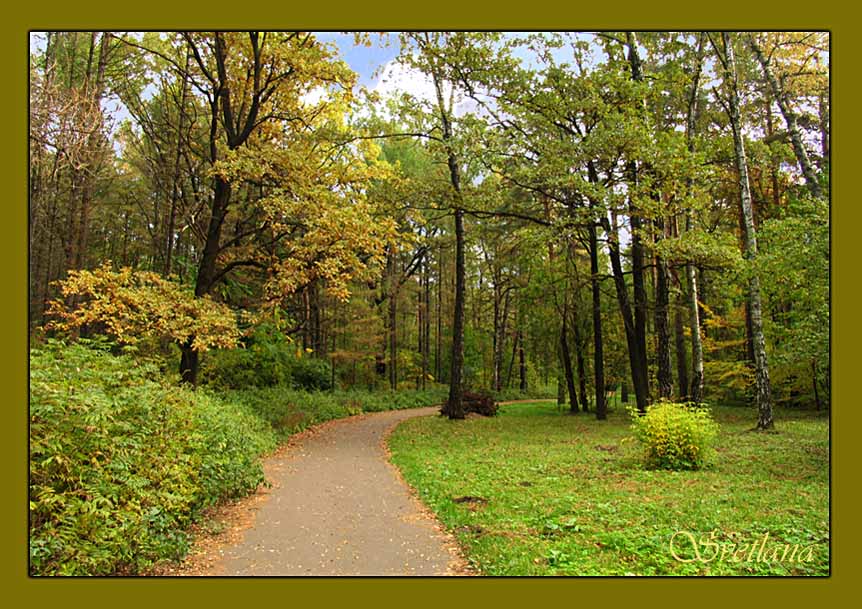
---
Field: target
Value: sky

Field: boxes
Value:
[29,31,402,89]
[29,31,592,120]
[313,32,400,88]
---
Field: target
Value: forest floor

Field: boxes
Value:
[154,406,470,576]
[388,401,830,576]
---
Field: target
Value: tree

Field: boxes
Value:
[713,32,774,430]
[748,33,827,200]
[396,32,480,419]
[121,32,393,384]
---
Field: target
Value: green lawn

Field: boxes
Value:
[388,401,829,576]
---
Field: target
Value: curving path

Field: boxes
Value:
[210,406,461,576]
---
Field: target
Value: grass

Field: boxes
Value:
[388,401,829,576]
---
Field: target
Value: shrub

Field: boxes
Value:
[201,323,332,391]
[29,339,447,575]
[288,357,332,391]
[29,340,276,576]
[228,386,449,440]
[629,401,719,470]
[492,386,557,402]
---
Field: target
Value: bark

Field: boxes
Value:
[559,303,579,413]
[179,338,199,385]
[505,345,515,390]
[194,177,231,298]
[435,243,443,383]
[685,33,706,405]
[421,254,431,390]
[674,281,689,400]
[427,42,466,419]
[588,210,607,420]
[625,32,651,409]
[723,33,774,430]
[388,253,398,390]
[744,301,755,364]
[654,219,673,399]
[572,305,589,412]
[492,280,503,392]
[602,211,649,414]
[446,206,466,418]
[179,32,284,385]
[749,36,824,199]
[518,330,527,392]
[179,165,230,384]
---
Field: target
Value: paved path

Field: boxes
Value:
[213,407,460,576]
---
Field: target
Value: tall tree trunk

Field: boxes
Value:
[588,209,606,420]
[492,282,502,392]
[518,330,527,392]
[505,311,517,390]
[557,376,565,405]
[491,287,511,392]
[749,36,824,199]
[559,301,579,413]
[674,279,689,400]
[602,211,648,414]
[180,173,230,384]
[723,32,774,430]
[429,56,466,419]
[686,252,705,403]
[571,303,589,412]
[388,256,398,391]
[625,32,652,410]
[654,219,673,399]
[744,300,755,364]
[685,33,706,405]
[421,254,430,390]
[447,207,466,418]
[435,243,443,382]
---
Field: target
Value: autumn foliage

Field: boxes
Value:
[46,264,240,352]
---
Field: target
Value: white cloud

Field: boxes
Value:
[371,59,476,117]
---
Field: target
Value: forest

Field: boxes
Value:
[28,31,830,576]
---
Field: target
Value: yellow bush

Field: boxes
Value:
[629,401,719,470]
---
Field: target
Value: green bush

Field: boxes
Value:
[289,357,332,391]
[200,324,332,391]
[228,386,448,440]
[29,340,276,576]
[29,338,448,575]
[492,386,557,402]
[629,401,719,470]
